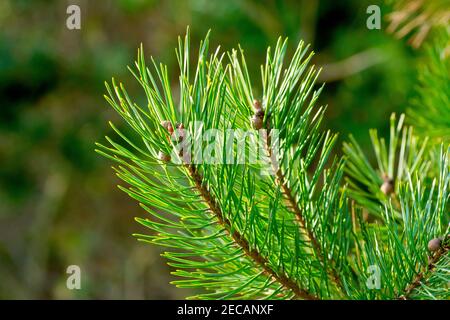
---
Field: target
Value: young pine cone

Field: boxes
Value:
[161,120,174,134]
[251,114,264,130]
[158,151,171,163]
[428,238,442,252]
[254,108,264,118]
[175,123,185,142]
[253,99,262,112]
[251,99,264,130]
[380,174,394,195]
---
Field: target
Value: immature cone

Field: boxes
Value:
[255,108,265,118]
[175,123,185,142]
[253,99,262,112]
[251,114,264,130]
[158,151,171,163]
[428,238,442,252]
[161,120,170,129]
[380,174,394,195]
[251,99,264,130]
[161,120,174,134]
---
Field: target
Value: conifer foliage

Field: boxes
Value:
[97,28,449,299]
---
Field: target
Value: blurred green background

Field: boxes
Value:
[0,0,417,299]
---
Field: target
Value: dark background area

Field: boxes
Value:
[0,0,416,299]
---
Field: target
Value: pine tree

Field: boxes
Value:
[96,28,449,300]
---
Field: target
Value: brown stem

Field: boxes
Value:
[186,164,318,300]
[264,125,345,293]
[398,244,449,300]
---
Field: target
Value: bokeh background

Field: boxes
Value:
[0,0,418,299]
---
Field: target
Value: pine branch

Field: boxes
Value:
[406,253,450,299]
[344,113,432,219]
[264,117,345,293]
[399,242,449,300]
[97,30,334,299]
[97,28,448,300]
[352,146,449,299]
[186,164,317,300]
[227,38,353,297]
